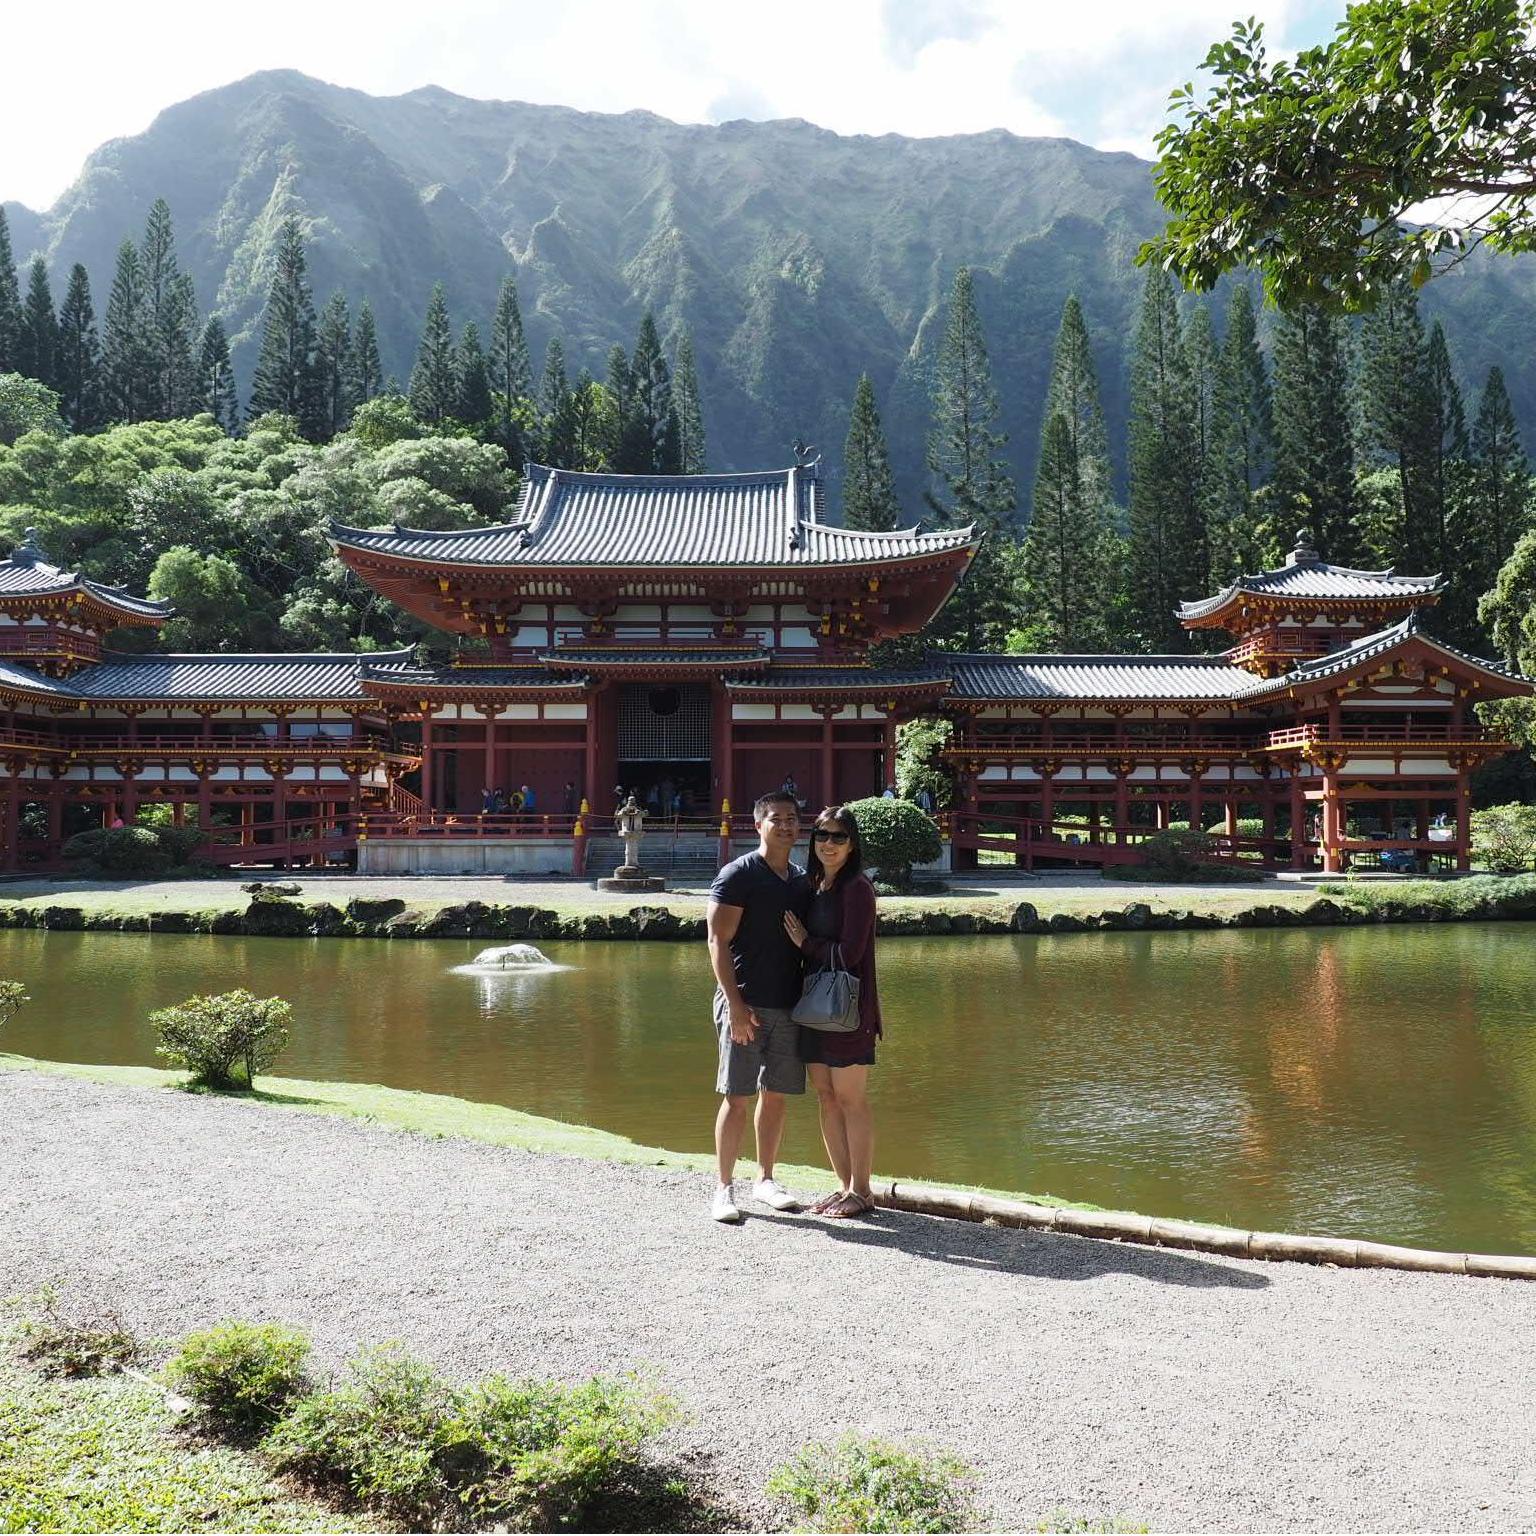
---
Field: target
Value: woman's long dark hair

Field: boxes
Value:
[806,804,863,891]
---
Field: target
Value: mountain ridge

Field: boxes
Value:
[5,70,1533,510]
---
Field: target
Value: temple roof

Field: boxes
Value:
[946,653,1259,702]
[541,647,770,671]
[357,659,591,692]
[726,664,951,693]
[0,532,171,622]
[329,463,976,569]
[1178,535,1443,623]
[67,650,416,702]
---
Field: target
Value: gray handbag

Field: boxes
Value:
[791,944,861,1032]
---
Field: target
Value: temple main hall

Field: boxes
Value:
[0,459,1525,875]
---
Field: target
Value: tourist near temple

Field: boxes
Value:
[0,459,1526,876]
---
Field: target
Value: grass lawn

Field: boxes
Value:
[0,1347,375,1534]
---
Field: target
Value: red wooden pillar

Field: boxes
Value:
[1113,770,1130,846]
[197,769,212,831]
[483,709,499,806]
[881,713,898,793]
[583,690,600,814]
[1290,775,1307,870]
[121,776,139,824]
[717,684,735,827]
[420,713,435,811]
[1222,796,1236,838]
[1321,768,1343,873]
[1187,772,1203,833]
[820,708,835,809]
[1455,767,1472,873]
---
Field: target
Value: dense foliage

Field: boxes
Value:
[150,988,293,1090]
[766,1434,979,1534]
[1142,0,1536,308]
[842,796,943,888]
[171,1321,314,1434]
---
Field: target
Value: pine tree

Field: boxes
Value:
[408,283,458,426]
[194,316,238,432]
[1184,301,1219,501]
[1125,264,1203,649]
[17,259,58,388]
[925,267,1017,652]
[539,338,577,467]
[348,300,385,406]
[1464,367,1532,618]
[1357,277,1436,569]
[1043,295,1113,513]
[569,369,606,470]
[629,311,679,473]
[0,208,21,373]
[842,374,900,531]
[101,238,154,424]
[490,275,533,457]
[139,199,197,417]
[457,321,494,426]
[604,342,647,472]
[314,293,354,439]
[1421,319,1469,584]
[1271,304,1358,562]
[1203,284,1274,582]
[672,328,707,473]
[249,217,323,435]
[55,263,101,431]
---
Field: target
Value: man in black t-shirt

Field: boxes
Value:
[705,790,811,1224]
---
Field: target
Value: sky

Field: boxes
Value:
[1,0,1349,211]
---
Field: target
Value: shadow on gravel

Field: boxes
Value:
[758,1210,1271,1290]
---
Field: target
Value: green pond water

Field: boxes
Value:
[5,924,1536,1254]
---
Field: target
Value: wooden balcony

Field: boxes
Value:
[1261,723,1500,751]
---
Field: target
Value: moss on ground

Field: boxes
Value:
[0,1345,376,1534]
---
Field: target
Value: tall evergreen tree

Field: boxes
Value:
[101,238,154,424]
[569,369,606,470]
[603,342,646,471]
[348,300,385,406]
[1464,367,1532,617]
[672,328,707,474]
[248,216,323,435]
[1357,277,1437,569]
[0,208,21,373]
[628,311,679,473]
[1125,264,1203,648]
[139,199,197,417]
[1421,319,1469,585]
[17,259,58,388]
[194,315,238,432]
[842,373,900,532]
[457,320,494,426]
[54,263,101,432]
[407,283,458,426]
[539,338,577,468]
[314,293,354,439]
[1184,301,1219,500]
[1271,304,1358,562]
[490,275,534,458]
[1203,284,1274,581]
[925,267,1017,652]
[1042,295,1113,513]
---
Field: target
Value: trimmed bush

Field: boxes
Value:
[842,796,942,888]
[170,1320,312,1433]
[62,826,170,876]
[767,1434,978,1533]
[1471,803,1536,873]
[151,988,293,1089]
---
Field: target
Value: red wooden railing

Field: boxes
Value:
[949,809,1287,870]
[1263,723,1493,749]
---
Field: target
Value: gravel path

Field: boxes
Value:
[4,1069,1535,1533]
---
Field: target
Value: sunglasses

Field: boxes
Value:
[812,829,851,844]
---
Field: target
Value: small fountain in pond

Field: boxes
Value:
[466,943,556,970]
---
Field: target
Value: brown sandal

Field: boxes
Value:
[824,1191,876,1220]
[807,1190,847,1215]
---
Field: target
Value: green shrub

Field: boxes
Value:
[151,988,293,1089]
[18,1289,136,1378]
[894,716,953,809]
[170,1320,312,1433]
[1471,803,1536,873]
[264,1343,679,1529]
[767,1435,978,1534]
[841,797,942,888]
[265,1345,457,1521]
[0,977,27,1032]
[62,825,171,876]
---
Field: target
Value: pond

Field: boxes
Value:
[5,924,1536,1255]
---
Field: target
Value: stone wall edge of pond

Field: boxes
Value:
[3,878,1536,941]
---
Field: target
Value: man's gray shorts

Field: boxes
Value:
[713,990,806,1096]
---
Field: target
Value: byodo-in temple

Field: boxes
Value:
[0,460,1528,876]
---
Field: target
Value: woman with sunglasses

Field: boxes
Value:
[782,805,881,1219]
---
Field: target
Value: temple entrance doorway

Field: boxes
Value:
[615,683,711,819]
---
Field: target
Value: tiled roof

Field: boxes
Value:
[68,650,416,702]
[541,647,769,669]
[330,463,976,569]
[1243,616,1521,698]
[946,653,1259,701]
[0,659,80,697]
[357,660,590,691]
[727,664,951,692]
[1179,558,1443,620]
[0,543,171,620]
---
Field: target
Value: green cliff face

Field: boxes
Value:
[4,69,1531,513]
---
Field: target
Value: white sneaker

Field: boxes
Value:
[752,1177,802,1212]
[711,1184,744,1224]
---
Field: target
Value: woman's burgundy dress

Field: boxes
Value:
[797,872,882,1067]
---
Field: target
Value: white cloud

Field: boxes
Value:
[0,0,1342,210]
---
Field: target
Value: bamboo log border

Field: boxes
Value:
[873,1181,1536,1280]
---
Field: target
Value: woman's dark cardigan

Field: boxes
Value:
[801,871,882,1054]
